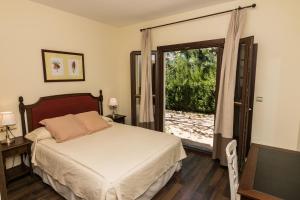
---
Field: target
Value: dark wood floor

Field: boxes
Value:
[7,150,230,200]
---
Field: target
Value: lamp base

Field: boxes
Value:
[1,127,16,145]
[1,137,15,145]
[112,107,117,119]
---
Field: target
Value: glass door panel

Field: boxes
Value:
[234,43,246,103]
[130,51,156,129]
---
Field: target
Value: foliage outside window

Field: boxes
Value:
[165,48,217,114]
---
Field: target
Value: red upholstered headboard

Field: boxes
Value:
[19,91,103,135]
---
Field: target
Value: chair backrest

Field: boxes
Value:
[226,140,239,200]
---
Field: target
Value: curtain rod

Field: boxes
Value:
[140,3,256,32]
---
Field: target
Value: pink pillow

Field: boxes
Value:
[40,114,88,142]
[75,111,110,133]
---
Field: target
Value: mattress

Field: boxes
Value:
[33,123,186,200]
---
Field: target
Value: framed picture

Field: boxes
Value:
[41,49,85,82]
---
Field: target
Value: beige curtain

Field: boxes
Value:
[139,29,154,123]
[213,9,246,166]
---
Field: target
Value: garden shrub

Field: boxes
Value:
[165,48,217,114]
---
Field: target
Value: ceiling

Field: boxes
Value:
[30,0,234,27]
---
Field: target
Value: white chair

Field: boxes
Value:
[226,140,240,200]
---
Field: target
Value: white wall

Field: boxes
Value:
[0,0,119,143]
[115,0,300,151]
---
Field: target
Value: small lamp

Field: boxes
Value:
[0,112,16,145]
[108,98,118,118]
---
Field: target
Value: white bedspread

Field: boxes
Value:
[33,123,186,200]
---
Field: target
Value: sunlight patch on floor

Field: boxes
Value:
[165,110,214,151]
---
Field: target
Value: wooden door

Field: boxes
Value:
[233,36,256,168]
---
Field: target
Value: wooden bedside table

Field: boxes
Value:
[0,137,32,184]
[106,114,126,124]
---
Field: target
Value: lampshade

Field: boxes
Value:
[0,112,16,126]
[109,98,118,107]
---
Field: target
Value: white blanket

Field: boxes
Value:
[33,123,186,200]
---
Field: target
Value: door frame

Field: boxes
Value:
[155,37,257,166]
[156,39,225,131]
[246,44,258,154]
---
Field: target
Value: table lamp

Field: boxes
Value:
[0,111,16,145]
[109,98,118,118]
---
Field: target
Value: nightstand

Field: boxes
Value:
[106,114,126,124]
[0,137,32,184]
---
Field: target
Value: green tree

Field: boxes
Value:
[165,48,217,113]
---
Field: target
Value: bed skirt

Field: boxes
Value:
[34,161,181,200]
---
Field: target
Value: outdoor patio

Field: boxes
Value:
[165,110,214,151]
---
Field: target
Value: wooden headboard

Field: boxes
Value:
[19,90,103,135]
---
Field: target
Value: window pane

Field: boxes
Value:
[135,55,142,95]
[233,105,241,140]
[234,44,246,102]
[136,97,140,120]
[135,54,156,95]
[136,96,156,126]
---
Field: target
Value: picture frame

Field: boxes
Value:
[41,49,85,82]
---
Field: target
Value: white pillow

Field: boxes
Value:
[25,127,52,142]
[102,116,113,123]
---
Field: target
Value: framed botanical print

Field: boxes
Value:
[41,49,85,82]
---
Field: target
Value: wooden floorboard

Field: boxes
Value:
[7,150,230,200]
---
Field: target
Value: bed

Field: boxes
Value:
[18,90,186,200]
